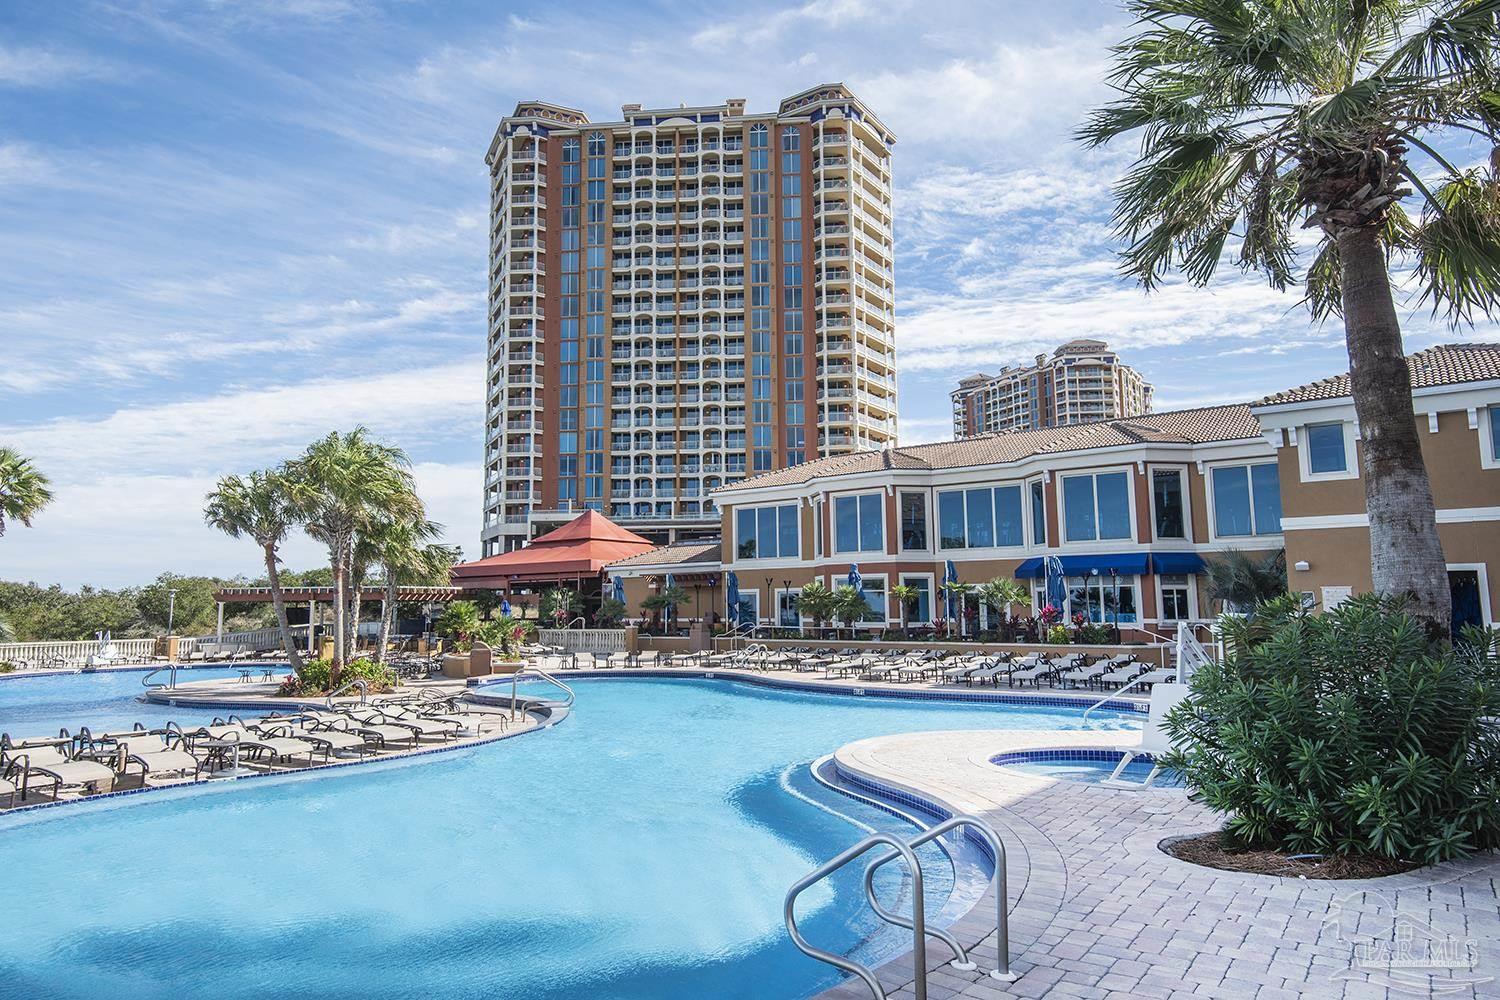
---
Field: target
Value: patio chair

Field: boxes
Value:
[86,727,205,784]
[0,733,118,800]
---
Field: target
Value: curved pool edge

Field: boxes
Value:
[0,700,562,826]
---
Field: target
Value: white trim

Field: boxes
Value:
[896,488,931,555]
[1154,573,1199,624]
[1447,563,1493,627]
[1479,404,1500,472]
[830,489,886,557]
[1281,507,1500,531]
[1057,465,1138,545]
[896,572,936,625]
[1204,459,1284,542]
[1297,420,1359,482]
[1026,476,1048,547]
[934,482,1030,553]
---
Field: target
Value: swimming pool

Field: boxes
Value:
[994,748,1185,787]
[0,666,292,739]
[0,676,1137,999]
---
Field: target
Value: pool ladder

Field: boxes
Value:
[784,814,1017,1000]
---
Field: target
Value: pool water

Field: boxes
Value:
[0,666,292,739]
[1000,754,1185,787]
[0,676,1136,1000]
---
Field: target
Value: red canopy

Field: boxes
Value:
[450,511,657,588]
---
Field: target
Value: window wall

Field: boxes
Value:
[899,492,927,551]
[1151,468,1185,539]
[1061,471,1132,542]
[1211,463,1282,537]
[834,494,884,553]
[735,503,799,559]
[1305,422,1348,474]
[937,485,1025,549]
[1065,575,1139,623]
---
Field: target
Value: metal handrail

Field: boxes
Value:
[785,832,928,1000]
[141,664,178,690]
[862,814,1018,982]
[324,678,369,709]
[527,664,575,709]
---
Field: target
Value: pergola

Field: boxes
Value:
[210,585,467,649]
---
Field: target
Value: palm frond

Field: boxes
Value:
[1413,170,1500,323]
[1379,0,1500,86]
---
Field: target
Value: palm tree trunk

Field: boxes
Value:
[330,544,346,679]
[345,547,359,660]
[377,570,396,666]
[1337,227,1451,633]
[263,543,304,672]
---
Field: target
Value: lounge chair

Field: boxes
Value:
[1102,682,1191,788]
[89,728,204,783]
[964,658,1013,686]
[185,719,320,767]
[254,715,370,760]
[344,706,456,744]
[0,734,118,799]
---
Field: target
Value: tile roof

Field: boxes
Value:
[1255,343,1500,406]
[717,403,1261,493]
[606,541,721,570]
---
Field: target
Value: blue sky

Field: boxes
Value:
[2,0,1495,588]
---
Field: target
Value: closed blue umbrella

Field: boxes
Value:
[726,571,741,626]
[664,573,677,623]
[846,564,863,596]
[1044,555,1066,614]
[612,576,626,605]
[500,598,512,617]
[944,559,959,619]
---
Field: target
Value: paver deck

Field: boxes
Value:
[813,730,1500,1000]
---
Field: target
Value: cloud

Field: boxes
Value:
[691,0,900,49]
[0,45,119,88]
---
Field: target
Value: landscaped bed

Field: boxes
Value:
[1163,830,1423,879]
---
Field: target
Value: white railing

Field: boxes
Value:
[538,629,627,653]
[0,638,158,669]
[189,626,309,652]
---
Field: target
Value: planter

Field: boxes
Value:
[440,653,475,679]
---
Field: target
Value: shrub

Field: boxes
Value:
[474,615,526,659]
[0,661,15,673]
[1046,624,1069,644]
[1161,594,1500,864]
[276,656,395,697]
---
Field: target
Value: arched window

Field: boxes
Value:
[587,132,606,157]
[749,123,769,148]
[781,126,800,151]
[562,137,581,162]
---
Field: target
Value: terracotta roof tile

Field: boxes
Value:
[716,403,1261,493]
[606,541,721,570]
[1255,343,1500,406]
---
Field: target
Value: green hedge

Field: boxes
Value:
[1162,594,1500,864]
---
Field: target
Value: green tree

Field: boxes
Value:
[941,580,974,638]
[540,587,582,627]
[888,583,919,633]
[594,597,627,628]
[979,578,1029,627]
[364,521,448,664]
[797,581,836,631]
[0,447,54,537]
[136,573,219,635]
[831,584,870,632]
[1079,0,1500,631]
[284,429,421,678]
[1205,549,1289,614]
[436,600,481,648]
[204,469,306,670]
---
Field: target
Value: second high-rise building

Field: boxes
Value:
[482,85,897,556]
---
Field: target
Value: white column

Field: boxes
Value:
[308,602,318,655]
[216,602,224,641]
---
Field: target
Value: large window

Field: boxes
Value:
[834,494,884,553]
[898,575,932,624]
[858,577,888,622]
[1066,575,1138,623]
[1029,479,1046,546]
[937,486,1025,549]
[735,503,799,559]
[1211,463,1282,537]
[1061,472,1132,542]
[1151,468,1185,539]
[899,492,927,551]
[1305,422,1348,474]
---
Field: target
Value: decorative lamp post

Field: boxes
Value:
[764,577,774,628]
[167,588,179,635]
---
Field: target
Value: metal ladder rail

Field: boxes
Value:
[141,664,178,690]
[862,814,1019,982]
[324,678,369,709]
[785,831,929,1000]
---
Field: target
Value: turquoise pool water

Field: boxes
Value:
[0,666,292,739]
[0,676,1136,999]
[999,753,1185,787]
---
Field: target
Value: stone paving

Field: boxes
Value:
[813,730,1500,1000]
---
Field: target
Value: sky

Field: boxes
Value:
[1,0,1495,589]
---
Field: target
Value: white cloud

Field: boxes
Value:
[0,46,119,88]
[691,0,900,49]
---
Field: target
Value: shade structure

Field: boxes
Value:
[1014,553,1153,579]
[1149,552,1208,575]
[450,511,657,589]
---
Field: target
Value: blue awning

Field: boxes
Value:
[1150,552,1208,575]
[1013,554,1150,578]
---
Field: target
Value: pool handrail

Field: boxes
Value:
[324,678,369,709]
[142,664,178,690]
[785,831,928,1000]
[527,664,575,710]
[861,813,1018,982]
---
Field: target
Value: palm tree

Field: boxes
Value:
[204,469,305,671]
[362,519,445,664]
[0,448,54,537]
[1205,549,1289,614]
[888,583,919,634]
[658,584,689,633]
[979,578,1029,632]
[941,580,974,638]
[797,581,836,633]
[831,584,869,634]
[1079,0,1500,631]
[285,429,420,678]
